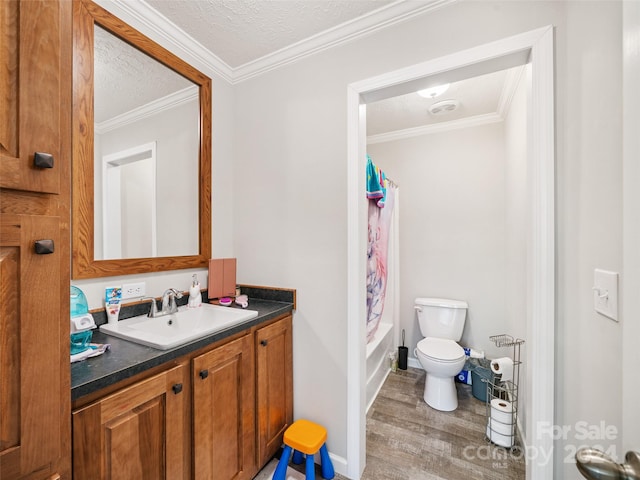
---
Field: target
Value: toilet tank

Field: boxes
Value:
[415,297,467,341]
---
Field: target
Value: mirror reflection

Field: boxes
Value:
[93,25,199,260]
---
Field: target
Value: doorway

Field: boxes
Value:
[101,141,158,259]
[347,26,555,480]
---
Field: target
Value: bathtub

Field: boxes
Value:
[366,322,394,412]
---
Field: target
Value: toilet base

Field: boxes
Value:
[423,373,458,411]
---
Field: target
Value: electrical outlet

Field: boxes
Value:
[122,282,146,299]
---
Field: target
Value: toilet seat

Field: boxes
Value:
[417,337,465,363]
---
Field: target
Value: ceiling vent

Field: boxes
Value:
[428,99,459,116]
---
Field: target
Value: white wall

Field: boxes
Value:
[556,3,623,477]
[368,122,509,362]
[233,2,623,477]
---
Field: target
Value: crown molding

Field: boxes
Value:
[96,85,198,134]
[368,63,525,144]
[366,112,503,144]
[232,0,456,83]
[96,0,455,85]
[95,0,234,83]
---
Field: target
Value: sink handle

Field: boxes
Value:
[162,288,183,314]
[142,297,158,318]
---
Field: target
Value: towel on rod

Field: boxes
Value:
[366,155,387,207]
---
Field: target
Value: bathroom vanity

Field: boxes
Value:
[66,0,295,476]
[71,298,293,480]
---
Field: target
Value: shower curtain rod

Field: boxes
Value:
[385,178,398,188]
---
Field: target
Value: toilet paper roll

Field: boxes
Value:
[486,424,515,448]
[490,398,515,425]
[491,357,514,384]
[488,418,515,436]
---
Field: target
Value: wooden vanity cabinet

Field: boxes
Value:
[191,315,293,479]
[256,316,293,467]
[71,314,293,480]
[72,364,188,480]
[193,333,255,480]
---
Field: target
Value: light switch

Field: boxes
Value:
[593,269,619,322]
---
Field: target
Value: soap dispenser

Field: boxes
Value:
[188,274,202,308]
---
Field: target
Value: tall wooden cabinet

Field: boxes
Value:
[0,0,71,479]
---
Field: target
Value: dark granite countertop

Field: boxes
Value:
[71,298,293,401]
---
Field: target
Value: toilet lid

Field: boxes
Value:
[417,337,465,362]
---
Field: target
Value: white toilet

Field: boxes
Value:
[413,297,468,412]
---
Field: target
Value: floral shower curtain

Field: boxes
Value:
[366,157,396,344]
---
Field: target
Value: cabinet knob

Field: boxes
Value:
[34,239,54,254]
[260,340,268,347]
[172,383,183,395]
[33,152,54,169]
[199,369,209,380]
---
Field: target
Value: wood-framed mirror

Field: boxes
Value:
[72,0,211,279]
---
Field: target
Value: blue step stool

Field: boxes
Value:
[273,419,335,480]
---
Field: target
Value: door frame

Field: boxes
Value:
[346,26,555,479]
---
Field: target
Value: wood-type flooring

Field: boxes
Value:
[361,367,525,479]
[255,367,525,480]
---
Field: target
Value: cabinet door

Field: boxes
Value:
[72,365,187,480]
[193,334,255,480]
[256,316,293,467]
[0,0,66,194]
[0,214,63,479]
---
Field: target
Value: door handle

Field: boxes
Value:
[199,369,208,380]
[576,448,640,479]
[172,383,183,395]
[260,340,268,347]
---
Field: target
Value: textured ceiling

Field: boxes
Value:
[366,68,513,136]
[94,25,193,123]
[145,0,395,68]
[94,0,517,136]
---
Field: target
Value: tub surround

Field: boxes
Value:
[72,286,295,401]
[366,322,394,412]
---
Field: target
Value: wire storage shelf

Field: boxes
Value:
[485,334,524,451]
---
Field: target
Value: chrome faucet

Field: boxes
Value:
[146,289,183,318]
[144,297,159,318]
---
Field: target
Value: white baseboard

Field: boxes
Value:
[407,356,421,369]
[327,451,348,478]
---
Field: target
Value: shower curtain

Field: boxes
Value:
[366,182,396,344]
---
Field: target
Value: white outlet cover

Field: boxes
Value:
[122,281,146,299]
[593,269,619,322]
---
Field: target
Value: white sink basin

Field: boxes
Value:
[99,303,259,350]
